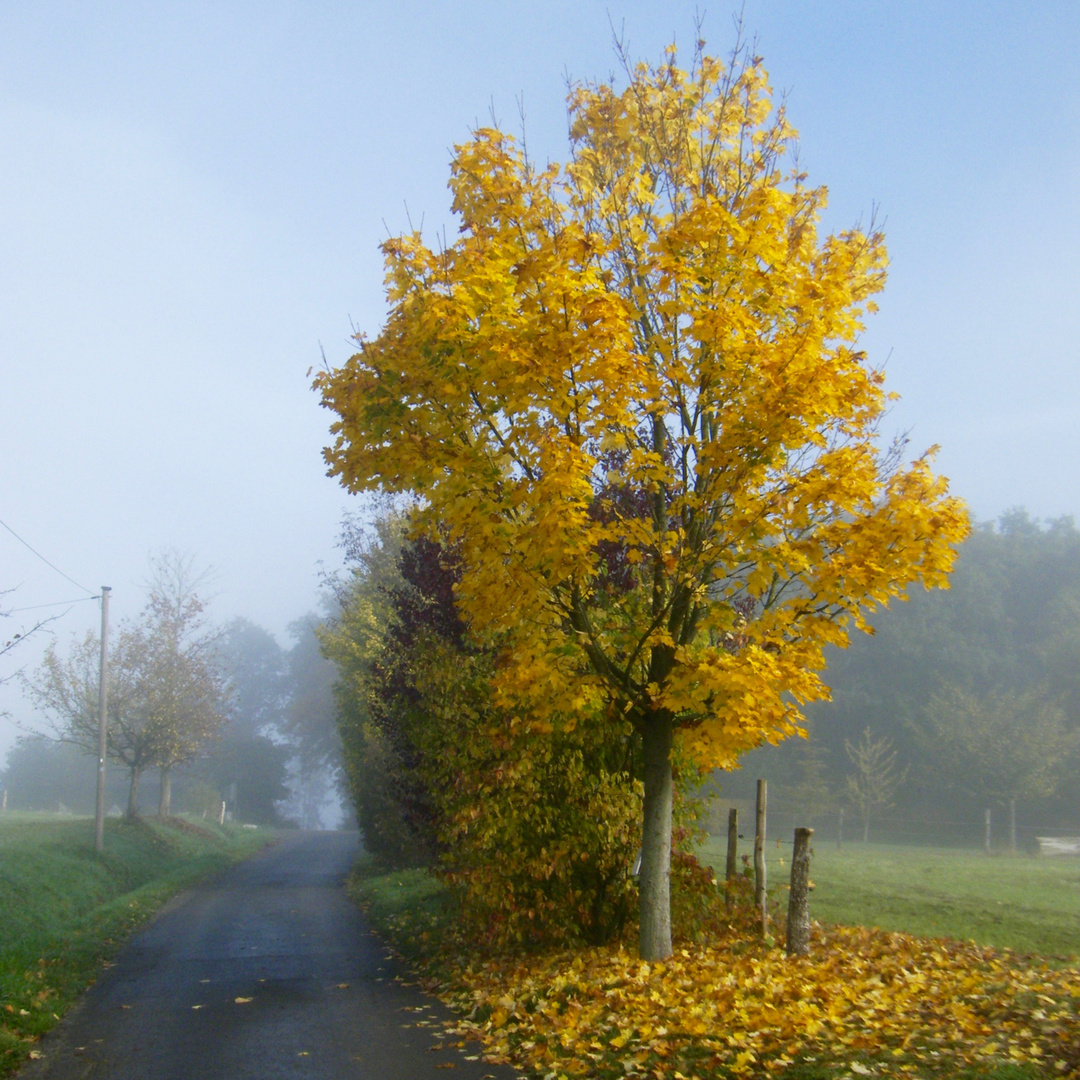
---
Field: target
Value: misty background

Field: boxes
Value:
[3,2,1079,826]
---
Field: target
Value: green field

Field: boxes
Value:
[699,835,1080,960]
[0,813,271,1076]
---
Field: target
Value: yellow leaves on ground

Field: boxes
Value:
[428,924,1079,1078]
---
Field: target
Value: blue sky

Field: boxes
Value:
[2,1,1079,750]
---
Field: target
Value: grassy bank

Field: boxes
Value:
[0,813,271,1076]
[698,837,1080,960]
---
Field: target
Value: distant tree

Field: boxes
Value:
[0,736,123,813]
[137,553,228,816]
[279,615,344,825]
[28,629,159,816]
[25,552,228,818]
[217,618,287,739]
[212,617,291,822]
[785,731,835,827]
[916,684,1076,847]
[844,728,907,842]
[793,511,1080,819]
[202,732,290,825]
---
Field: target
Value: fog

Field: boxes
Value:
[4,2,1080,790]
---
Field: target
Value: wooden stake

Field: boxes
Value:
[786,827,814,956]
[725,807,738,906]
[754,779,767,936]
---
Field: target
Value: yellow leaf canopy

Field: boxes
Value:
[317,48,968,767]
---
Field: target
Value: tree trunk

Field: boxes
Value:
[639,714,674,961]
[158,767,172,818]
[127,767,142,819]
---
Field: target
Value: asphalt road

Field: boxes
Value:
[20,831,520,1080]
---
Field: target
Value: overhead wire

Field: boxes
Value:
[9,596,101,612]
[0,517,95,595]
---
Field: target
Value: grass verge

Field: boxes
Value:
[348,855,1080,1079]
[0,813,271,1076]
[698,837,1080,961]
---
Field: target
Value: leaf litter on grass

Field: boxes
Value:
[413,922,1079,1079]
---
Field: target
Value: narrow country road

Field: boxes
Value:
[19,831,519,1080]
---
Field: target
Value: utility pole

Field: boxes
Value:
[94,586,111,853]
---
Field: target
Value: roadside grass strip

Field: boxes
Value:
[0,815,269,1076]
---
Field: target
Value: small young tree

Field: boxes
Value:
[844,727,906,842]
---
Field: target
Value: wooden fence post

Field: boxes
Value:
[984,808,991,855]
[219,800,226,827]
[754,779,767,937]
[1009,798,1017,854]
[837,806,843,850]
[786,827,814,956]
[725,807,738,906]
[1,789,6,813]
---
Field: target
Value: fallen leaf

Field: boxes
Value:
[234,997,253,1004]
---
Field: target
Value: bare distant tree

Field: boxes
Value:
[844,728,907,842]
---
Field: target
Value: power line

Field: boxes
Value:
[0,517,94,595]
[9,596,100,613]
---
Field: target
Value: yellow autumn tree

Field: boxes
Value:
[316,42,968,960]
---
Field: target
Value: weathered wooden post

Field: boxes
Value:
[837,806,844,850]
[984,808,991,855]
[786,827,814,956]
[725,807,738,906]
[219,800,226,827]
[1,789,6,813]
[754,779,767,936]
[1009,798,1017,854]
